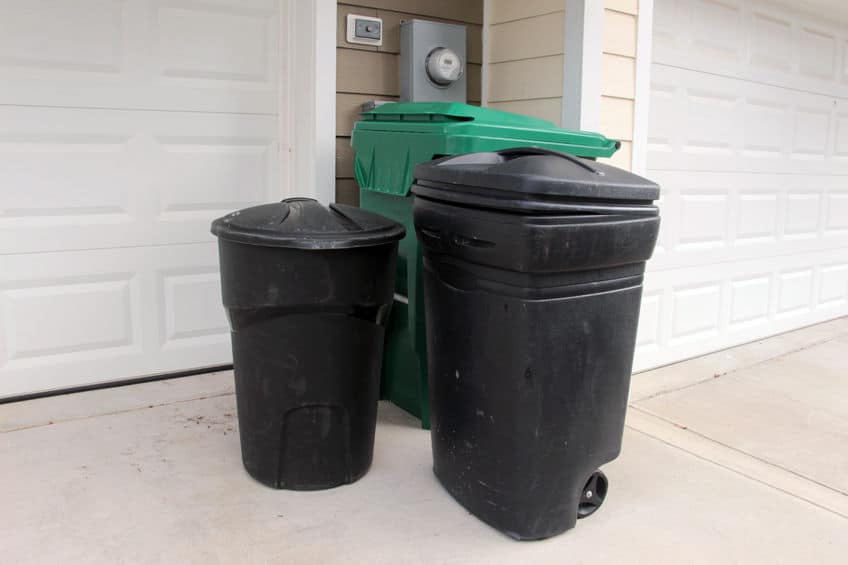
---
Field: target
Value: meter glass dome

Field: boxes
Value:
[425,47,463,86]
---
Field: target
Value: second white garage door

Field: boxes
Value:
[0,0,280,398]
[634,0,848,370]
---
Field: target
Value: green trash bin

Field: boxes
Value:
[351,102,620,428]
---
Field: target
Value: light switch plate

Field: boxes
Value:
[346,14,382,46]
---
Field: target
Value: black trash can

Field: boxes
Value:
[211,198,405,490]
[412,148,660,539]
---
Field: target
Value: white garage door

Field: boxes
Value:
[0,0,280,398]
[634,0,848,370]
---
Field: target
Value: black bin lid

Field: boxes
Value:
[211,197,405,249]
[411,147,660,214]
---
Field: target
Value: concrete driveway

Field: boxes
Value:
[2,318,846,564]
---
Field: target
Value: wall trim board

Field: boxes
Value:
[631,0,653,176]
[562,0,604,131]
[482,0,491,105]
[281,0,337,204]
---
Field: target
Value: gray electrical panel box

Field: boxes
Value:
[399,19,466,103]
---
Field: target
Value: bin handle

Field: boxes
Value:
[497,147,605,176]
[281,197,318,203]
[328,203,364,230]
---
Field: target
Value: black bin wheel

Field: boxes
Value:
[577,470,608,519]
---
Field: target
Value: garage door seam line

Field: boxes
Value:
[653,62,848,100]
[0,102,277,117]
[0,390,235,435]
[646,244,848,272]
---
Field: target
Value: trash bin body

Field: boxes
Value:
[212,198,404,490]
[412,149,660,539]
[352,102,620,427]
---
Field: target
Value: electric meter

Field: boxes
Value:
[425,47,463,86]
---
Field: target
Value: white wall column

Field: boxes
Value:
[561,0,604,131]
[481,0,491,106]
[279,0,337,203]
[631,0,654,176]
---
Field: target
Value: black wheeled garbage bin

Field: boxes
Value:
[412,149,660,539]
[211,198,405,490]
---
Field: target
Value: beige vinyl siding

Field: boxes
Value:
[602,53,636,98]
[599,0,638,170]
[488,0,564,24]
[599,96,634,140]
[485,98,563,125]
[349,0,482,24]
[603,9,637,56]
[337,50,399,96]
[483,0,639,170]
[488,12,564,63]
[336,0,484,205]
[485,1,565,124]
[488,55,564,102]
[603,0,637,16]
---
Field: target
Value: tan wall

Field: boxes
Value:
[486,0,565,124]
[483,0,639,170]
[336,0,484,205]
[598,0,638,170]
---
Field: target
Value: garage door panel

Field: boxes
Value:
[729,274,771,325]
[0,0,278,396]
[644,0,848,374]
[670,282,722,343]
[653,0,746,68]
[0,242,229,398]
[687,0,745,63]
[0,133,134,224]
[0,0,279,114]
[646,0,848,377]
[635,247,848,370]
[648,65,842,174]
[820,264,848,306]
[159,268,228,345]
[743,98,791,155]
[776,268,815,316]
[635,291,663,351]
[833,106,848,158]
[749,10,793,72]
[798,25,838,81]
[736,192,778,241]
[0,106,278,255]
[0,0,123,73]
[155,0,275,83]
[1,274,139,364]
[149,245,230,359]
[826,193,848,232]
[152,135,274,221]
[646,170,848,272]
[784,191,823,237]
[652,0,847,98]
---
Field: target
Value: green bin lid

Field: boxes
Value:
[352,102,620,197]
[357,102,619,153]
[362,102,558,127]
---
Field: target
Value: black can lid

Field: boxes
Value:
[411,148,660,214]
[210,198,405,249]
